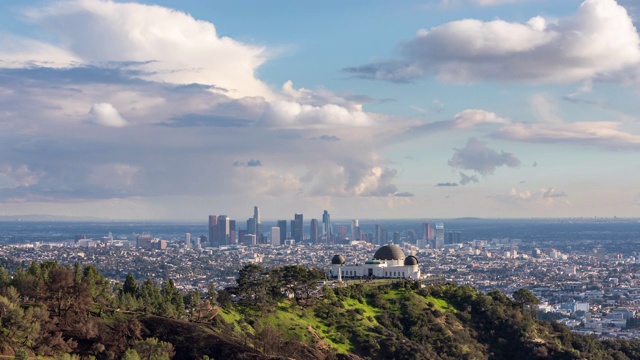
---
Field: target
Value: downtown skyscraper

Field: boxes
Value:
[322,210,332,244]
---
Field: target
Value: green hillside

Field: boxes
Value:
[2,262,640,359]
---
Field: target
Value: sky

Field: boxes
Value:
[0,0,639,221]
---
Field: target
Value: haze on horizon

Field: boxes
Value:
[0,0,639,221]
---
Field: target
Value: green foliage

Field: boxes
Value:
[123,273,138,296]
[132,337,175,360]
[13,348,28,360]
[121,349,141,360]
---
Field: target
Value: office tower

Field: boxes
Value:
[435,222,445,249]
[247,217,256,235]
[216,215,230,246]
[277,220,287,243]
[185,233,191,249]
[422,222,432,240]
[322,210,332,243]
[310,219,319,244]
[229,219,236,245]
[271,227,281,246]
[253,206,261,236]
[294,213,303,243]
[375,224,384,245]
[393,231,400,244]
[445,231,462,244]
[243,234,256,246]
[351,219,359,241]
[196,235,202,249]
[337,226,347,242]
[208,215,218,246]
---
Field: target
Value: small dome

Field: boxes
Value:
[404,255,419,266]
[373,245,405,261]
[331,254,346,265]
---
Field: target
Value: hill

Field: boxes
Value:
[2,262,640,359]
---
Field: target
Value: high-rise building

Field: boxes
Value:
[422,222,432,240]
[217,215,230,246]
[247,217,256,235]
[351,219,359,241]
[254,206,260,224]
[185,233,191,248]
[208,215,218,246]
[310,219,319,244]
[271,227,280,246]
[445,231,462,244]
[337,226,347,242]
[277,220,287,243]
[435,222,445,249]
[375,224,384,245]
[253,206,261,236]
[322,210,332,243]
[229,219,236,245]
[293,213,303,243]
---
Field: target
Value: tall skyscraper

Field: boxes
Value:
[294,213,303,243]
[229,219,236,245]
[375,224,384,245]
[208,215,218,246]
[435,222,445,249]
[277,220,287,243]
[247,217,256,235]
[422,222,432,240]
[351,219,359,241]
[310,219,319,244]
[185,233,191,248]
[217,215,230,246]
[322,210,331,243]
[254,206,260,224]
[271,227,280,246]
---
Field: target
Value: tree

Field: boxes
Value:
[13,349,29,360]
[121,349,141,360]
[161,278,185,318]
[123,273,138,296]
[206,281,217,306]
[132,338,175,360]
[513,288,540,314]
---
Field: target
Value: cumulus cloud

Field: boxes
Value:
[4,0,272,99]
[452,109,511,128]
[448,138,521,176]
[346,0,640,84]
[543,187,568,198]
[494,187,570,205]
[258,100,373,129]
[89,103,128,127]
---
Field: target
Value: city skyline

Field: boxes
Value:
[1,0,639,220]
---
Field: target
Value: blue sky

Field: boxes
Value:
[0,0,639,220]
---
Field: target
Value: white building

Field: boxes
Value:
[271,227,281,246]
[328,244,421,280]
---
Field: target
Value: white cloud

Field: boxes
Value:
[5,0,272,99]
[258,100,373,129]
[493,121,640,149]
[348,0,640,84]
[495,187,570,206]
[452,109,511,128]
[89,103,128,127]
